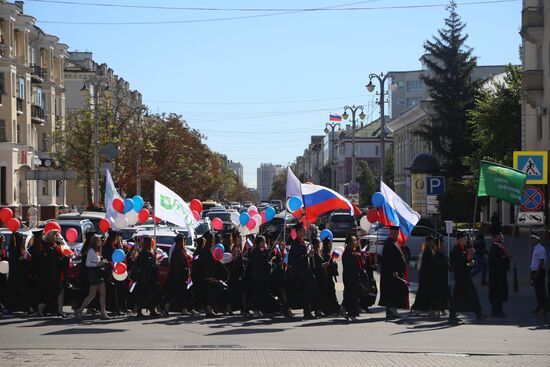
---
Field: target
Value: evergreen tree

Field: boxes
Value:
[416,1,478,181]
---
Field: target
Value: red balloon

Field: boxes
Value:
[0,207,13,223]
[212,217,223,231]
[112,198,124,213]
[189,199,203,213]
[7,218,20,233]
[366,208,378,224]
[44,221,62,234]
[260,211,267,224]
[138,209,149,224]
[66,228,78,243]
[114,262,127,275]
[292,208,303,219]
[248,209,259,218]
[212,247,224,262]
[99,218,110,233]
[246,218,256,230]
[192,210,200,221]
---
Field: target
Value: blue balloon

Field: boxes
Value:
[132,195,144,212]
[265,207,276,221]
[371,192,385,208]
[123,198,134,214]
[239,212,250,226]
[320,229,333,241]
[214,243,225,252]
[112,249,125,263]
[288,196,303,212]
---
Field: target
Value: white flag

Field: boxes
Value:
[104,169,121,226]
[286,167,302,199]
[154,181,199,234]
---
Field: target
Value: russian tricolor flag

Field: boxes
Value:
[301,183,353,222]
[329,114,342,121]
[376,181,421,245]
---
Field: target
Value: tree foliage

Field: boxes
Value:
[270,170,287,202]
[416,1,479,181]
[357,161,379,207]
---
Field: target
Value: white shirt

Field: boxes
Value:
[530,244,547,271]
[86,248,101,268]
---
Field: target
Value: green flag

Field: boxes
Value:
[477,160,527,205]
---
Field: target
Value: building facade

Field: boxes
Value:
[0,1,69,221]
[228,160,243,182]
[256,163,283,201]
[389,56,507,118]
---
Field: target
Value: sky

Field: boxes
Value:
[26,0,521,188]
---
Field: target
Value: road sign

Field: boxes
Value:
[520,186,544,212]
[513,151,548,184]
[427,204,439,214]
[25,170,76,180]
[517,211,545,226]
[426,176,445,195]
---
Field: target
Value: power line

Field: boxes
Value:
[37,0,518,25]
[145,95,366,106]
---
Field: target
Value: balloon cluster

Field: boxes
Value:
[1,207,20,233]
[111,248,128,281]
[234,205,276,233]
[364,191,386,225]
[104,195,149,233]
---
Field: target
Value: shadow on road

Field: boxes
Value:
[42,327,127,335]
[207,327,287,336]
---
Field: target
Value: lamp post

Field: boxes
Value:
[366,73,398,183]
[81,76,110,204]
[324,121,340,189]
[342,105,365,184]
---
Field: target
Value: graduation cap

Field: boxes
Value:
[31,229,44,237]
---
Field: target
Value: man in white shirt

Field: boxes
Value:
[530,234,547,318]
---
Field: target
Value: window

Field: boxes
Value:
[16,77,25,99]
[0,120,5,142]
[31,86,44,107]
[406,80,423,91]
[0,73,5,94]
[397,80,404,88]
[16,123,20,143]
[42,181,48,195]
[42,133,48,151]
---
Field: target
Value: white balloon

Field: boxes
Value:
[230,212,240,226]
[112,271,128,281]
[221,252,233,264]
[247,205,257,213]
[360,216,372,231]
[113,215,128,230]
[126,210,139,226]
[253,214,262,226]
[0,260,8,274]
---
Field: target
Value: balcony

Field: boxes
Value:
[30,64,46,83]
[522,69,544,108]
[16,98,23,114]
[31,105,45,124]
[520,6,544,45]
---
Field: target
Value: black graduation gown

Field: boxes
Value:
[29,245,49,308]
[287,239,317,310]
[450,245,481,313]
[431,251,449,311]
[378,237,409,308]
[342,248,361,316]
[7,242,31,311]
[411,247,434,311]
[133,251,160,309]
[249,247,274,312]
[317,251,339,315]
[43,244,69,311]
[165,249,191,309]
[228,249,246,311]
[488,243,510,306]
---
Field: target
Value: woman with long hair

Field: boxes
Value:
[42,230,69,318]
[165,234,195,316]
[133,237,160,318]
[75,236,110,320]
[29,230,48,316]
[318,237,340,316]
[103,231,127,315]
[228,232,249,317]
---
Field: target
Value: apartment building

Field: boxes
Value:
[256,163,283,201]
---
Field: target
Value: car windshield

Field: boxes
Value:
[59,224,83,243]
[152,235,176,245]
[330,215,354,223]
[206,212,231,222]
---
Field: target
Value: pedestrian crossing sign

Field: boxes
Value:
[513,151,548,184]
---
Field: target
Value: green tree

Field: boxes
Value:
[357,161,379,207]
[269,170,287,202]
[416,1,479,181]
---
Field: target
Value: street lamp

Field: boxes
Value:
[342,105,365,184]
[81,76,110,204]
[325,121,340,189]
[366,73,397,183]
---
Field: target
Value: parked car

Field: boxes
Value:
[201,200,219,212]
[205,211,236,235]
[325,213,357,238]
[43,219,95,255]
[57,211,105,232]
[0,228,33,252]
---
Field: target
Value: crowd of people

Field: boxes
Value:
[0,222,547,324]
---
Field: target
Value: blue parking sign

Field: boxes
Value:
[426,176,445,195]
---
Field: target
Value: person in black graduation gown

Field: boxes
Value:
[164,234,195,315]
[42,230,70,317]
[378,226,409,320]
[8,232,33,313]
[321,237,340,315]
[28,229,48,315]
[132,237,160,318]
[0,235,8,315]
[102,231,127,315]
[248,236,275,315]
[194,231,222,317]
[287,222,319,319]
[342,234,362,319]
[228,232,249,317]
[488,232,511,317]
[431,237,450,317]
[411,235,435,314]
[449,232,484,323]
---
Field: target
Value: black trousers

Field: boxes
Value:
[533,270,546,312]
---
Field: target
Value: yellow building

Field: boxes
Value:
[0,1,68,221]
